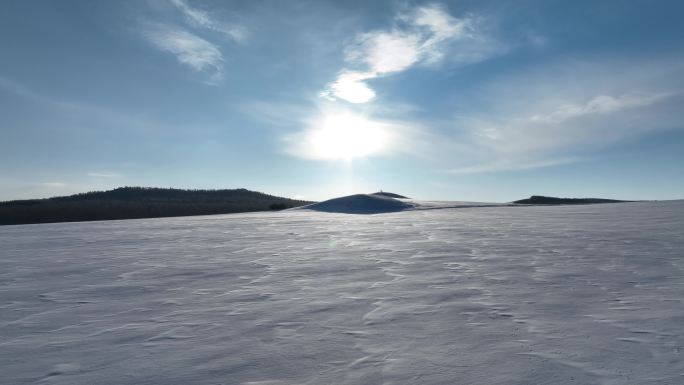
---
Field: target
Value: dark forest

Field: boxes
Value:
[0,187,311,225]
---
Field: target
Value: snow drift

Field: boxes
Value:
[297,193,415,214]
[295,193,512,214]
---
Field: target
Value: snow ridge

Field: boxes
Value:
[297,194,415,214]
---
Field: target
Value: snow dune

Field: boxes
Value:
[297,193,415,213]
[296,193,509,214]
[1,200,684,384]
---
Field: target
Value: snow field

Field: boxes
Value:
[1,201,683,384]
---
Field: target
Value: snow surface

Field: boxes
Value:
[1,200,684,384]
[297,194,415,213]
[296,193,509,214]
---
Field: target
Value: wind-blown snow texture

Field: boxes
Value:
[1,201,683,384]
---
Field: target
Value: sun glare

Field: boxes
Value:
[308,113,389,160]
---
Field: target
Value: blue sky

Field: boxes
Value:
[1,0,683,202]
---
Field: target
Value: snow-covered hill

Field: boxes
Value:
[294,193,510,214]
[1,201,683,384]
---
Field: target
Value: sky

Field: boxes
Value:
[1,0,683,202]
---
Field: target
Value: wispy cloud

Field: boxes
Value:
[139,0,247,85]
[427,53,684,174]
[87,172,120,178]
[169,0,246,42]
[0,76,166,136]
[446,91,680,173]
[144,25,224,84]
[0,76,44,102]
[238,100,313,128]
[40,182,68,188]
[322,4,499,103]
[447,157,585,174]
[323,71,377,104]
[528,93,674,125]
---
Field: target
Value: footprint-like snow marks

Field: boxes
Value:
[298,194,414,214]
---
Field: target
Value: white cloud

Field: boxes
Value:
[169,0,246,42]
[323,4,489,103]
[144,25,223,84]
[325,71,376,103]
[410,4,470,62]
[138,0,248,84]
[352,31,422,74]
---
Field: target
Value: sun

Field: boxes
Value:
[308,113,390,160]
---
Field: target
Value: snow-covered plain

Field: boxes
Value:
[2,201,684,384]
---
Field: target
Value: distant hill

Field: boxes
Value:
[0,187,311,225]
[298,193,414,214]
[513,195,630,205]
[371,191,409,199]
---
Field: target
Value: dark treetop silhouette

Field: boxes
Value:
[0,187,311,225]
[513,195,630,205]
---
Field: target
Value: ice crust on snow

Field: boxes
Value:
[1,200,684,384]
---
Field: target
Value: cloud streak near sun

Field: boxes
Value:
[322,4,484,104]
[224,2,684,176]
[285,4,487,163]
[283,4,509,163]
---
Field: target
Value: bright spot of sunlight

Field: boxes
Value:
[308,112,389,160]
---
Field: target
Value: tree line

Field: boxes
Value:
[0,187,311,225]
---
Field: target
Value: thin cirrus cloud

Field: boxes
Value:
[423,52,684,174]
[141,0,245,85]
[169,0,246,42]
[40,182,68,188]
[322,4,490,104]
[144,25,224,84]
[528,93,674,125]
[446,91,681,174]
[87,172,121,178]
